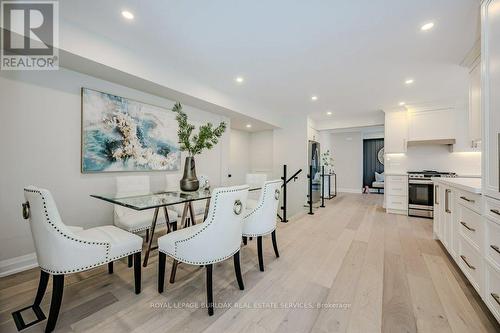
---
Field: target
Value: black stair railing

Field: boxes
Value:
[278,164,302,223]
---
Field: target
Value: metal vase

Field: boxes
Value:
[180,156,199,191]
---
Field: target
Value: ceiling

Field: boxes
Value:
[60,0,480,129]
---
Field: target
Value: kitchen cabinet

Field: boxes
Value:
[384,112,408,153]
[433,183,443,239]
[434,182,455,254]
[385,175,408,215]
[469,60,482,145]
[482,0,500,201]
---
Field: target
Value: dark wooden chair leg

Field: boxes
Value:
[108,262,113,274]
[233,251,244,290]
[34,271,49,307]
[128,254,133,268]
[169,259,179,283]
[206,264,214,316]
[249,237,253,241]
[134,252,141,294]
[271,230,280,258]
[158,252,166,293]
[242,236,247,245]
[45,274,64,333]
[146,229,149,243]
[257,236,264,271]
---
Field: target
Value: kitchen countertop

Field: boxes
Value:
[431,177,481,194]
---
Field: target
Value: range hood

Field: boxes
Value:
[407,139,456,146]
[407,138,456,151]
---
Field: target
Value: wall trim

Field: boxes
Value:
[338,188,362,194]
[0,253,38,277]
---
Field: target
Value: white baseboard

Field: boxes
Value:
[338,188,362,194]
[0,253,38,277]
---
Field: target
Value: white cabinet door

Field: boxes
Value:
[443,186,455,256]
[408,109,456,142]
[433,183,441,239]
[483,0,500,200]
[384,112,408,153]
[469,61,482,143]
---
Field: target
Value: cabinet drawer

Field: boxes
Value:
[485,196,500,225]
[486,217,500,271]
[455,189,481,214]
[485,263,500,323]
[386,195,407,211]
[457,204,483,251]
[386,175,407,185]
[457,235,482,293]
[386,183,406,196]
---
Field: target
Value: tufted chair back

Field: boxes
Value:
[175,185,249,264]
[242,180,282,236]
[245,173,268,189]
[114,176,150,219]
[24,186,108,273]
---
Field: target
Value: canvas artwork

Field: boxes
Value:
[81,88,180,172]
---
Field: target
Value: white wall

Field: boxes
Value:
[250,130,274,176]
[330,132,363,193]
[229,129,251,185]
[307,117,320,141]
[0,68,230,266]
[273,115,309,217]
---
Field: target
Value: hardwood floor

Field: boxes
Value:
[1,193,499,332]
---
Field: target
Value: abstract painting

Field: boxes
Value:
[81,88,180,173]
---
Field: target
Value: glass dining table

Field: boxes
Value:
[91,187,260,267]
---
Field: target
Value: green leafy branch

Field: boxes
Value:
[172,102,227,156]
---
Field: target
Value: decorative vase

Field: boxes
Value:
[180,156,199,191]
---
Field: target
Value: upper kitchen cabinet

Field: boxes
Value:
[384,111,408,153]
[469,59,482,145]
[482,0,500,201]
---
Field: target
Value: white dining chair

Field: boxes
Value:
[242,179,282,271]
[114,176,178,251]
[157,185,249,316]
[21,186,143,332]
[245,173,268,209]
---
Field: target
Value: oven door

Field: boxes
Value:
[408,180,434,218]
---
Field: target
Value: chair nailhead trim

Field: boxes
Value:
[159,247,241,266]
[25,188,141,274]
[242,227,276,238]
[163,186,249,264]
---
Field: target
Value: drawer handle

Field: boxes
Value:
[460,255,476,270]
[492,293,500,306]
[460,196,475,203]
[491,245,500,255]
[460,221,476,232]
[491,209,500,216]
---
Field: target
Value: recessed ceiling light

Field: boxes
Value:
[405,79,414,85]
[421,22,435,31]
[235,76,244,84]
[399,102,406,106]
[121,10,134,20]
[326,111,332,115]
[311,95,318,101]
[246,124,252,128]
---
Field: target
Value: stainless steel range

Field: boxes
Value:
[407,170,457,218]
